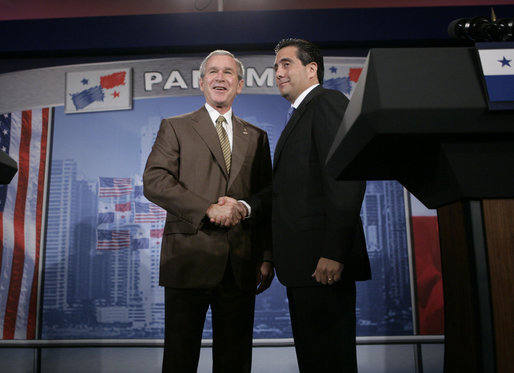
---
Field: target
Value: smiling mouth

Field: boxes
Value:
[213,86,227,91]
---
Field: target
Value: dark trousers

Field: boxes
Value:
[287,281,357,373]
[162,263,255,373]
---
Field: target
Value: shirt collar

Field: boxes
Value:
[205,103,233,127]
[291,83,319,109]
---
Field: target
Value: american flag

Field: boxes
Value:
[98,177,132,198]
[134,202,166,224]
[96,229,131,250]
[0,109,49,339]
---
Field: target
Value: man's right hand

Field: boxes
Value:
[206,196,247,227]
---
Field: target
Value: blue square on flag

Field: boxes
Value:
[65,68,132,114]
[477,45,514,110]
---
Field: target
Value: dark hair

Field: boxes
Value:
[274,38,324,83]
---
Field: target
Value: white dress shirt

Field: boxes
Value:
[291,83,319,110]
[205,103,233,150]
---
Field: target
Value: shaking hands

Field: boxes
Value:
[206,196,248,228]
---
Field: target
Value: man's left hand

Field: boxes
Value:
[312,257,343,285]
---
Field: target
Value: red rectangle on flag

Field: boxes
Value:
[100,71,126,89]
[150,229,163,238]
[115,202,131,212]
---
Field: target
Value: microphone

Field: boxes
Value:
[448,16,513,41]
[495,17,514,40]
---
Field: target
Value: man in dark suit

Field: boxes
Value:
[143,50,273,372]
[272,38,371,372]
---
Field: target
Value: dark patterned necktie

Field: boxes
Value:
[215,115,231,174]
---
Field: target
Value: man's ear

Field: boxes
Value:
[308,62,319,82]
[199,77,205,92]
[236,79,244,94]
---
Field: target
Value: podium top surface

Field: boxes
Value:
[326,47,514,208]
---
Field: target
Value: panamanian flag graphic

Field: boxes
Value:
[65,68,132,113]
[322,57,365,99]
[477,48,514,109]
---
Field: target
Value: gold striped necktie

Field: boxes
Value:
[215,115,231,174]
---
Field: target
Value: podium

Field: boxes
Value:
[326,47,514,373]
[0,150,17,185]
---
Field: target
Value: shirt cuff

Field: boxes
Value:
[238,200,251,218]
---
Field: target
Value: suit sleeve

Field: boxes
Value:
[246,130,273,262]
[312,91,366,263]
[143,118,211,230]
[245,131,272,222]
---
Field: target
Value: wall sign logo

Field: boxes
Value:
[65,68,132,114]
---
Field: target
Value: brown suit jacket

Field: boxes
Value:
[143,106,272,291]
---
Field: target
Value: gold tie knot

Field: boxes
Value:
[216,115,225,126]
[215,115,231,174]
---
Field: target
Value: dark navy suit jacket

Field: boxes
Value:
[272,85,371,287]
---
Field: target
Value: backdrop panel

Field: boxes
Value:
[0,54,440,339]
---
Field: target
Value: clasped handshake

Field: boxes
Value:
[206,196,248,228]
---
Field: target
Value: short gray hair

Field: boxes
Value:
[199,50,244,80]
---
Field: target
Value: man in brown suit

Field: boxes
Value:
[143,50,273,372]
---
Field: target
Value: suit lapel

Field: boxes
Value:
[228,115,250,189]
[273,85,323,169]
[190,107,229,179]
